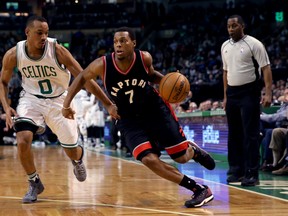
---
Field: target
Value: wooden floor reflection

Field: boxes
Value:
[0,145,287,216]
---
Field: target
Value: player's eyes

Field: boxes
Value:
[114,39,127,44]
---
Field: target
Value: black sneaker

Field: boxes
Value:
[241,176,259,186]
[185,185,214,208]
[189,141,216,170]
[227,175,244,183]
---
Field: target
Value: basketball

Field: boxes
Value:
[159,72,190,103]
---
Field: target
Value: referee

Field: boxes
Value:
[221,14,272,186]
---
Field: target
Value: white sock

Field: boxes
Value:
[28,172,39,181]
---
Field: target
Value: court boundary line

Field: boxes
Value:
[0,195,205,216]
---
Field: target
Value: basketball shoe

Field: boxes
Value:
[189,141,216,170]
[185,185,214,208]
[241,174,259,186]
[22,178,44,203]
[226,174,244,183]
[72,159,87,182]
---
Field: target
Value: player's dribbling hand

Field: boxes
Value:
[62,107,76,120]
[107,104,120,120]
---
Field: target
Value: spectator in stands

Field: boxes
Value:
[85,99,105,149]
[272,130,288,175]
[260,88,288,170]
[266,127,288,171]
[277,84,288,103]
[186,101,198,113]
[221,15,272,186]
[108,116,131,157]
[73,89,94,147]
[259,127,274,170]
[211,100,222,111]
[199,99,212,111]
[7,70,22,109]
[109,117,120,150]
[71,28,86,59]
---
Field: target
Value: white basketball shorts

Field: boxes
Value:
[16,90,78,148]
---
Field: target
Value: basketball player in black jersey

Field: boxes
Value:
[62,27,215,208]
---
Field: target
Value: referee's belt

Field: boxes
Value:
[33,92,64,99]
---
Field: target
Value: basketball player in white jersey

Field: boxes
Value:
[0,16,119,203]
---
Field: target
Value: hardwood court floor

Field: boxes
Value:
[0,145,287,216]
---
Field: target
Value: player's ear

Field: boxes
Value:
[25,27,29,36]
[133,40,136,47]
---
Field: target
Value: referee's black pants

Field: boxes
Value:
[226,82,261,177]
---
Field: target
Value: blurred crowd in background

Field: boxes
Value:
[0,0,287,146]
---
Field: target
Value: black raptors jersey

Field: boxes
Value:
[104,50,161,118]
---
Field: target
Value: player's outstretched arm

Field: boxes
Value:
[62,57,120,120]
[55,44,119,120]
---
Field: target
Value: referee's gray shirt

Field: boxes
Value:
[221,35,270,86]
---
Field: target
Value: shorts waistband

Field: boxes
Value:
[33,92,64,99]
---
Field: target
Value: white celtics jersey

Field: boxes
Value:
[17,37,71,97]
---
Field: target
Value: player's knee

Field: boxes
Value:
[141,153,160,168]
[16,131,33,145]
[17,139,32,154]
